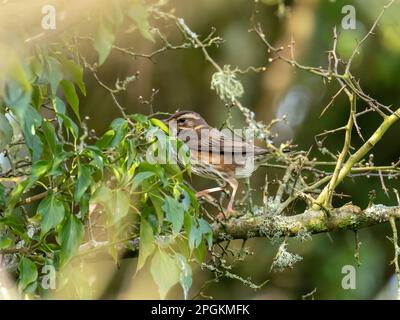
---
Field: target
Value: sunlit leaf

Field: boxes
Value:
[150,249,180,299]
[113,189,130,224]
[150,118,169,134]
[128,1,155,42]
[60,80,80,121]
[18,257,38,292]
[177,254,192,300]
[94,19,115,65]
[137,218,155,271]
[27,160,51,189]
[0,236,12,249]
[45,56,63,95]
[131,171,155,192]
[58,56,86,95]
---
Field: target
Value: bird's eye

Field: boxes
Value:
[178,118,185,123]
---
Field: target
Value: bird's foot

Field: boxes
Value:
[215,206,239,221]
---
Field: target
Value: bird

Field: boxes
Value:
[163,110,271,219]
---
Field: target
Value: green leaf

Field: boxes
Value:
[94,19,115,65]
[91,185,113,206]
[137,218,155,271]
[199,218,213,249]
[6,180,28,212]
[0,184,5,209]
[58,57,86,95]
[45,56,63,95]
[37,193,65,236]
[87,148,104,174]
[57,214,84,266]
[162,196,184,234]
[184,215,202,250]
[0,113,13,151]
[18,257,38,292]
[113,189,130,224]
[193,241,207,264]
[60,80,80,121]
[27,160,51,189]
[74,165,92,202]
[131,172,155,192]
[52,96,66,115]
[4,79,31,108]
[128,1,155,42]
[149,193,164,231]
[57,113,79,142]
[110,118,128,147]
[31,85,44,109]
[10,60,32,93]
[6,82,42,152]
[42,120,59,155]
[150,249,180,299]
[0,236,12,249]
[177,254,192,300]
[150,118,169,133]
[90,186,129,225]
[96,129,115,149]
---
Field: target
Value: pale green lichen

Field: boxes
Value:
[259,215,301,244]
[295,227,312,242]
[271,242,303,273]
[364,204,390,222]
[211,65,244,101]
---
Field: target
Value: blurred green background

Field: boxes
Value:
[56,0,400,299]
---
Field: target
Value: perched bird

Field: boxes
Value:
[163,111,270,219]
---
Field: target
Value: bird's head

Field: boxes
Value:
[163,111,209,134]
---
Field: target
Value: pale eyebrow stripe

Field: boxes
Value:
[176,114,200,120]
[194,124,205,130]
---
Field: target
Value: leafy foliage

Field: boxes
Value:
[0,0,211,299]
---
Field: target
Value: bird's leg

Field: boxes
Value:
[225,179,239,216]
[196,187,223,204]
[196,186,223,197]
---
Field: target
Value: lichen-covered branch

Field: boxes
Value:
[212,204,400,241]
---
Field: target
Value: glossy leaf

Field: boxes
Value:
[74,165,92,202]
[18,257,38,292]
[37,193,65,236]
[60,80,80,121]
[27,160,51,189]
[57,214,84,266]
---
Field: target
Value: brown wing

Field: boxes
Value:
[179,127,268,156]
[207,128,268,156]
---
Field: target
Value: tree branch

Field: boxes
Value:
[212,204,400,240]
